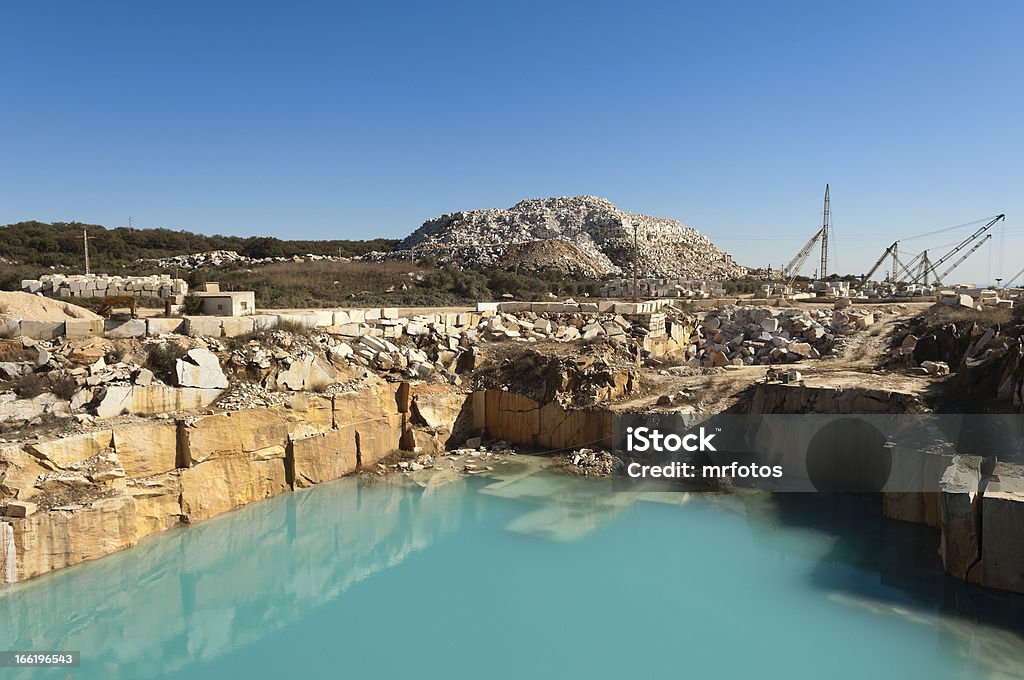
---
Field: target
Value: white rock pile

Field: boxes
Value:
[140,250,352,270]
[694,306,875,366]
[398,196,746,279]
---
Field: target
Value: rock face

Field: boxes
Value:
[398,196,745,279]
[290,430,358,488]
[8,495,138,581]
[981,465,1024,593]
[938,456,982,579]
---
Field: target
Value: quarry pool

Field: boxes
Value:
[1,458,1023,680]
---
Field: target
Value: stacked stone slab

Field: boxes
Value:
[398,196,746,279]
[22,274,187,302]
[598,278,726,298]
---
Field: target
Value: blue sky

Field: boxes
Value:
[2,1,1022,283]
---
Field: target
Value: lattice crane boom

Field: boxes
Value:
[863,242,898,283]
[782,227,824,283]
[933,234,992,285]
[914,214,1005,285]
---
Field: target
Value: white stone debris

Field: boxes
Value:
[394,196,746,279]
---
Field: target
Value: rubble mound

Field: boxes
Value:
[399,196,746,279]
[0,291,102,322]
[498,239,612,278]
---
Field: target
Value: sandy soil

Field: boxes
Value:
[0,291,102,322]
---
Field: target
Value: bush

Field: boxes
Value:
[182,294,203,315]
[146,343,187,383]
[13,372,47,399]
[50,375,79,400]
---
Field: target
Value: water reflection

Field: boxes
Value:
[1,459,1023,679]
[0,472,471,680]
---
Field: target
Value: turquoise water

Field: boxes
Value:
[2,459,1024,679]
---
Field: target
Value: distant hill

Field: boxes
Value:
[0,220,398,272]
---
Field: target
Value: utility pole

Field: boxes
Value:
[128,216,133,231]
[819,183,830,280]
[83,228,91,275]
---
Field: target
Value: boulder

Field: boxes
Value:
[175,348,229,389]
[4,500,37,518]
[921,360,950,376]
[278,354,337,391]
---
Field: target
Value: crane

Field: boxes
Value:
[912,214,1005,285]
[781,227,824,285]
[893,250,924,284]
[932,234,992,286]
[780,184,832,287]
[863,241,899,283]
[820,184,831,279]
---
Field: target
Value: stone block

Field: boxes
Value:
[104,319,147,338]
[65,319,104,338]
[310,311,334,327]
[221,316,256,337]
[146,318,186,336]
[19,320,64,340]
[251,315,279,331]
[184,317,223,337]
[27,430,114,468]
[4,500,38,518]
[175,348,228,389]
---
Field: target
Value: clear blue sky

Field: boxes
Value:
[2,1,1022,283]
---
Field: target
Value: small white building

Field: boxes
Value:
[196,291,255,316]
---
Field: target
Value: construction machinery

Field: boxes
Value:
[781,184,830,286]
[932,234,993,286]
[863,241,901,283]
[781,227,824,286]
[909,214,1005,285]
[96,296,138,319]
